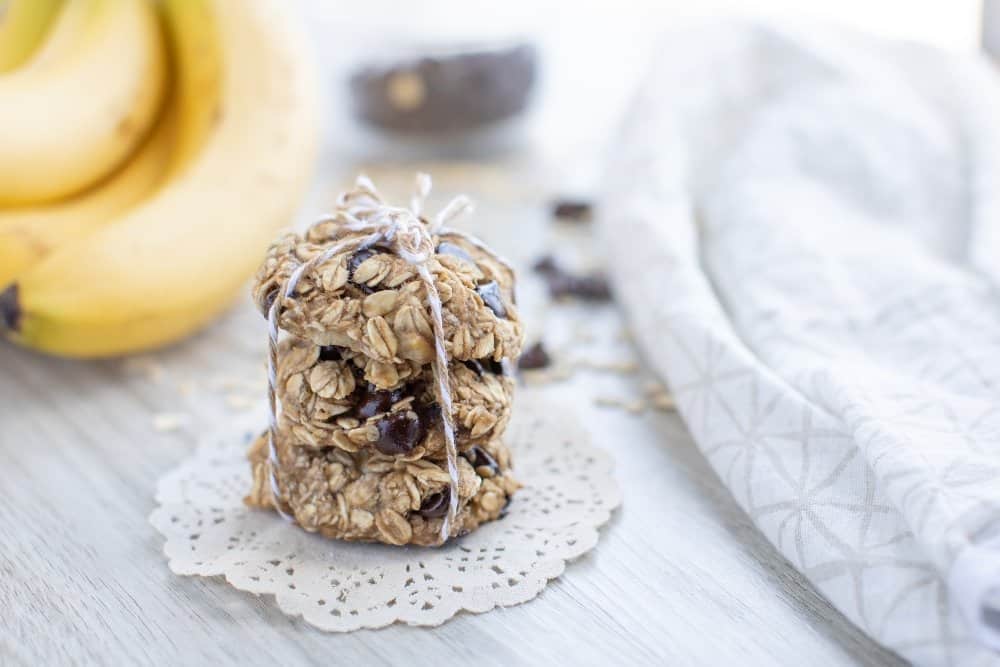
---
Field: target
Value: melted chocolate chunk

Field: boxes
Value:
[551,199,593,222]
[317,345,343,362]
[374,412,422,455]
[477,281,507,319]
[354,383,407,420]
[436,241,475,265]
[463,446,499,476]
[417,487,451,518]
[355,388,394,420]
[518,342,551,370]
[416,402,440,438]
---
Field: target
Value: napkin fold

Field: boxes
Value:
[604,22,1000,666]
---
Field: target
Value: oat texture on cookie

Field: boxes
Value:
[246,174,524,546]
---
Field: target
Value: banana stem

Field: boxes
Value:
[0,284,21,333]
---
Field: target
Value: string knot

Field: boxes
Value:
[389,212,435,265]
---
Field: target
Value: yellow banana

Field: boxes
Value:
[0,0,167,205]
[0,0,319,358]
[0,0,223,287]
[0,0,64,72]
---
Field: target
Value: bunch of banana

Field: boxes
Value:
[0,0,319,358]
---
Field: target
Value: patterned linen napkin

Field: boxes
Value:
[603,21,1000,666]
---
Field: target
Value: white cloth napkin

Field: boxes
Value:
[603,22,1000,666]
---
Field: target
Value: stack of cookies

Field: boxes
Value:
[245,184,524,546]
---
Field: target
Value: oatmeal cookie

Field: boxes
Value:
[246,429,519,546]
[275,337,514,458]
[253,230,523,366]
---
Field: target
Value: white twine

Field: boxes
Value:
[266,173,510,544]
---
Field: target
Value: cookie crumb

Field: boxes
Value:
[152,412,189,432]
[124,356,165,383]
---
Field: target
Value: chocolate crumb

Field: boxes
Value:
[531,256,611,301]
[518,342,551,370]
[552,200,592,222]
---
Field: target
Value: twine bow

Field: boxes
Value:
[266,173,510,544]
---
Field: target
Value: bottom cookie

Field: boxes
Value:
[245,430,520,546]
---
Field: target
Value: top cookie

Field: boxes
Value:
[253,225,523,370]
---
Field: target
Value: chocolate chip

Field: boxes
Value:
[417,487,451,518]
[551,199,592,222]
[462,359,485,376]
[518,342,550,370]
[0,284,21,332]
[477,281,507,318]
[374,412,422,455]
[463,446,499,476]
[317,345,343,362]
[436,241,475,265]
[463,357,506,376]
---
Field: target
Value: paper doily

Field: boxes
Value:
[150,398,620,631]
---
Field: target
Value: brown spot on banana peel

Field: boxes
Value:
[0,284,21,333]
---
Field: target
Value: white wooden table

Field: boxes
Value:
[2,3,946,663]
[0,162,905,666]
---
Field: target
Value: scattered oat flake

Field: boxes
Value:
[522,366,572,385]
[651,392,677,411]
[176,379,198,397]
[226,394,255,410]
[625,400,646,415]
[643,380,666,395]
[123,356,165,383]
[575,359,638,374]
[594,396,626,409]
[152,413,189,432]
